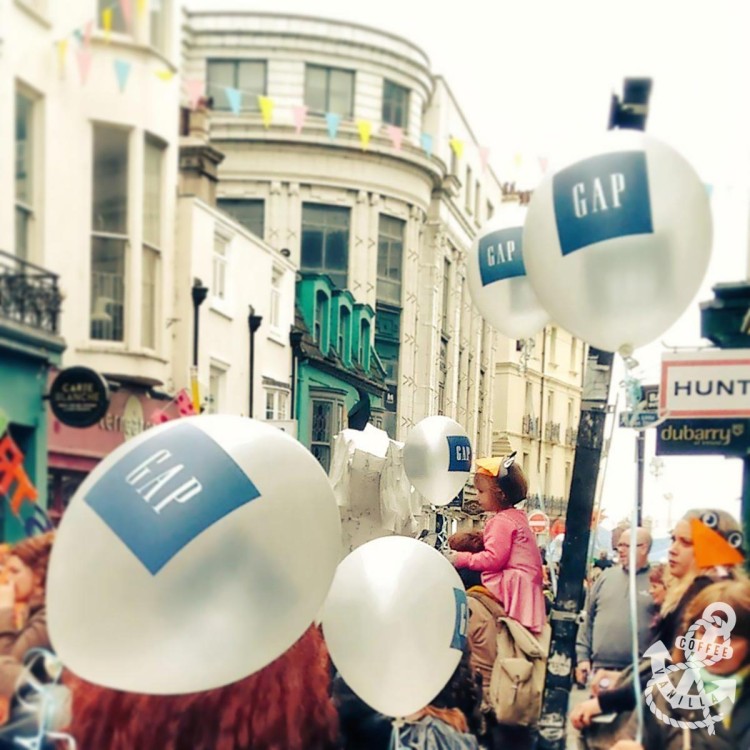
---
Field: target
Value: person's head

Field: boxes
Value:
[473,460,528,512]
[668,509,742,580]
[616,527,652,571]
[598,551,608,561]
[4,532,55,604]
[648,563,667,607]
[675,579,750,675]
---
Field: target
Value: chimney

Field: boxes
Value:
[178,99,225,206]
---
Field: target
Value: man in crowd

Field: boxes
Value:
[575,527,655,685]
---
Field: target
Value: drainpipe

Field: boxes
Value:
[248,306,263,418]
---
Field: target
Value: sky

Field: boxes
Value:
[186,0,750,534]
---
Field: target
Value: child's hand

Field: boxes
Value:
[443,549,459,565]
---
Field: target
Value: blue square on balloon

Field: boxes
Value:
[85,422,261,575]
[451,587,468,651]
[478,227,525,286]
[553,151,653,256]
[447,435,472,472]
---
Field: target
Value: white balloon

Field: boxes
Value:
[403,416,471,506]
[322,536,468,717]
[47,415,342,694]
[523,130,713,353]
[467,204,549,339]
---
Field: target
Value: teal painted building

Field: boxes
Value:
[0,252,65,540]
[291,273,387,472]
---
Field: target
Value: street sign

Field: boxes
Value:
[641,384,659,411]
[528,511,549,534]
[660,350,750,418]
[656,418,750,456]
[619,411,660,429]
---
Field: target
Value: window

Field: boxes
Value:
[207,60,266,111]
[565,461,572,495]
[338,307,351,361]
[358,320,370,370]
[142,136,164,349]
[549,326,558,364]
[301,204,350,289]
[15,90,35,261]
[217,198,264,239]
[450,140,459,175]
[265,388,289,420]
[314,290,329,348]
[382,80,409,128]
[150,0,168,54]
[208,365,226,414]
[441,258,451,334]
[212,232,228,301]
[570,336,578,370]
[438,338,448,414]
[544,457,552,496]
[305,65,354,117]
[98,0,128,34]
[465,167,473,213]
[377,215,405,305]
[487,201,494,220]
[310,397,343,472]
[475,181,482,222]
[91,125,129,341]
[522,452,530,476]
[270,266,283,329]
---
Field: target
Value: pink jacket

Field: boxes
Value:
[454,508,546,634]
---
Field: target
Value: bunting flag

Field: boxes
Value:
[76,49,93,84]
[155,69,174,81]
[137,0,148,15]
[56,40,68,77]
[356,119,372,150]
[83,20,93,48]
[386,124,403,151]
[326,112,341,139]
[102,8,113,40]
[73,29,83,45]
[449,137,464,160]
[479,146,490,173]
[114,59,131,92]
[150,410,170,426]
[176,389,197,417]
[0,434,38,517]
[119,0,133,31]
[258,95,274,128]
[185,79,205,110]
[538,156,549,174]
[224,87,242,114]
[420,132,433,158]
[292,105,308,135]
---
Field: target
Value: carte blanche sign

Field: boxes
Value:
[660,350,750,418]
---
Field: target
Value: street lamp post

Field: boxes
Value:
[247,306,263,417]
[191,279,209,412]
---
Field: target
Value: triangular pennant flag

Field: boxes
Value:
[704,183,714,199]
[292,105,308,135]
[326,112,341,139]
[176,389,196,417]
[224,87,242,114]
[114,59,132,92]
[150,410,170,426]
[102,8,113,40]
[479,146,491,173]
[386,125,403,151]
[119,0,133,30]
[155,69,174,81]
[73,29,84,45]
[56,39,68,77]
[420,132,433,158]
[449,137,464,160]
[258,95,274,128]
[356,119,372,150]
[76,49,93,85]
[185,79,205,110]
[137,0,148,15]
[538,156,549,174]
[83,20,93,48]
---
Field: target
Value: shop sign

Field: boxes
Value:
[49,367,110,428]
[656,418,750,456]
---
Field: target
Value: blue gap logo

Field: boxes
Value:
[447,435,472,472]
[478,227,525,286]
[451,587,469,650]
[553,151,653,256]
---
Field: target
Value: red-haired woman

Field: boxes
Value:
[62,624,339,750]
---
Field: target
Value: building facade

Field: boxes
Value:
[182,11,503,460]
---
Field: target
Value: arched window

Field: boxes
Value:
[359,319,370,371]
[314,290,329,351]
[338,307,351,363]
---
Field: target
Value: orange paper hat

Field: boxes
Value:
[690,517,745,569]
[475,452,516,478]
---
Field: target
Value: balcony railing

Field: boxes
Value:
[565,426,579,446]
[544,421,561,443]
[0,249,62,335]
[522,414,540,438]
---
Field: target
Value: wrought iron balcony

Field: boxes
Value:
[0,249,62,335]
[544,420,561,443]
[522,414,540,438]
[565,426,579,446]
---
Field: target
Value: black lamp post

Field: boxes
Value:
[289,328,304,422]
[248,306,263,417]
[191,278,209,369]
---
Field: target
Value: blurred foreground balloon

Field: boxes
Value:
[403,416,471,506]
[523,130,712,353]
[322,536,468,717]
[467,204,549,339]
[47,415,341,694]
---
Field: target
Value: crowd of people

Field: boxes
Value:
[0,456,744,750]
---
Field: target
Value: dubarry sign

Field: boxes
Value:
[656,418,750,456]
[660,350,750,418]
[49,367,110,428]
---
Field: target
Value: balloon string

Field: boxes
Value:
[628,447,645,744]
[390,718,405,749]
